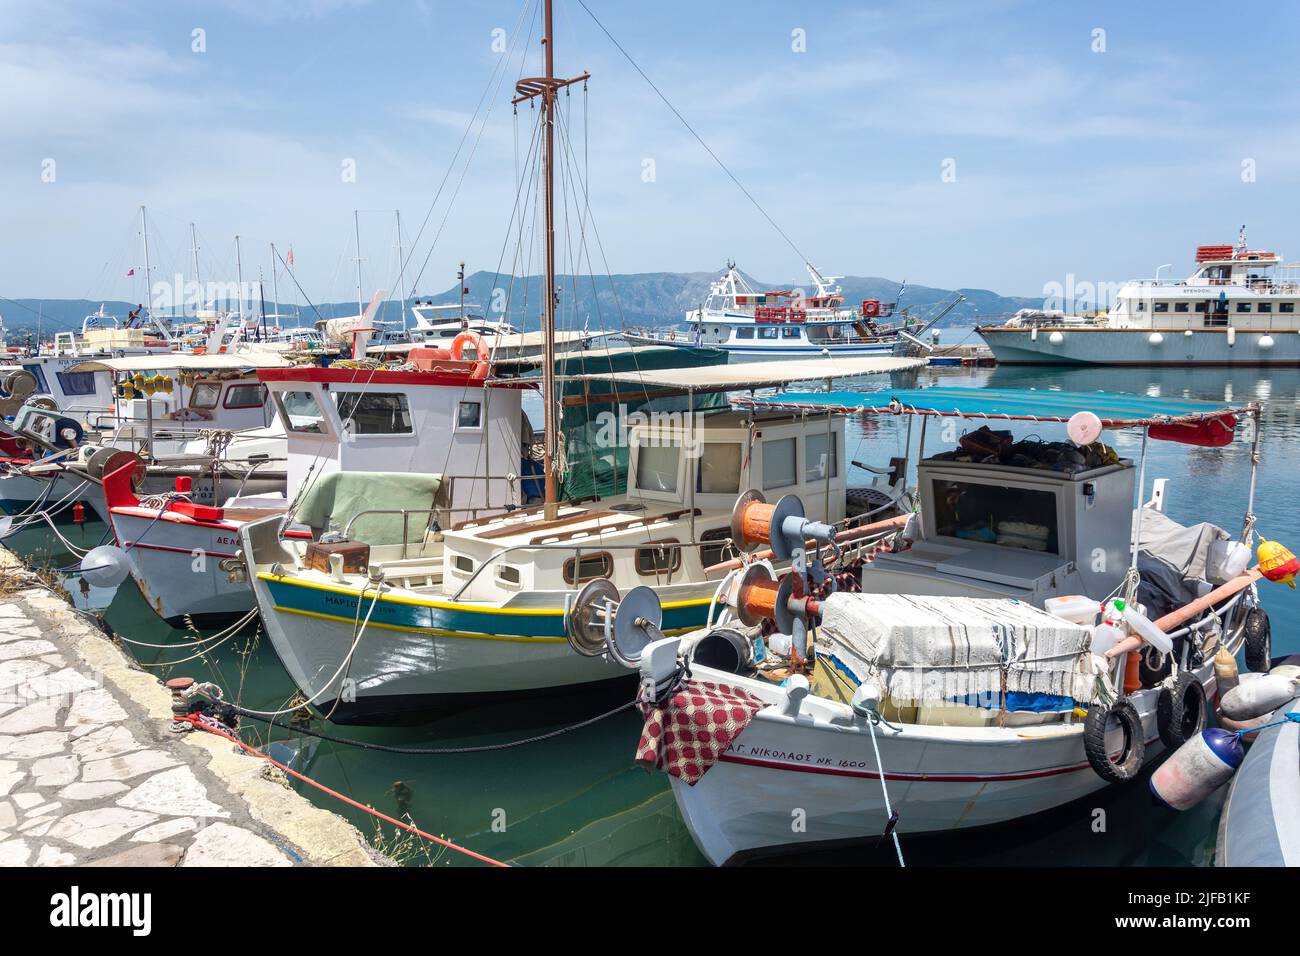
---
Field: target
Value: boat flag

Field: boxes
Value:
[286,247,295,267]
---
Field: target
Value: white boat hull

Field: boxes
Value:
[980,326,1300,366]
[670,659,1221,865]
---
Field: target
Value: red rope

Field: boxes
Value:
[176,714,509,868]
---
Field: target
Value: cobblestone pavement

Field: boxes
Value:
[0,576,381,867]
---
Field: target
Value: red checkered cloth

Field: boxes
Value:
[635,678,765,785]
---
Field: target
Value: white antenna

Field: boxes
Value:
[235,234,245,321]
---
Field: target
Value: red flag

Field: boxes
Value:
[126,268,135,276]
[286,247,295,267]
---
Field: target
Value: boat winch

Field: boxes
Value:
[564,580,666,668]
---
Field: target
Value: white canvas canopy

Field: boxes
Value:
[67,352,295,374]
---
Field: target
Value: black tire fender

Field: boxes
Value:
[1243,607,1272,673]
[1157,670,1207,749]
[1083,697,1145,783]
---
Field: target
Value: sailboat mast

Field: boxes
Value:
[395,210,408,334]
[513,0,588,519]
[270,242,282,326]
[235,234,245,322]
[139,205,152,318]
[354,210,365,320]
[189,222,201,318]
[541,0,559,517]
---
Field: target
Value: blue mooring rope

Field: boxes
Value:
[1233,711,1300,736]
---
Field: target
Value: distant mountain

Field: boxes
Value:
[0,271,1041,340]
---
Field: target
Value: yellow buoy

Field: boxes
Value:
[1258,539,1299,588]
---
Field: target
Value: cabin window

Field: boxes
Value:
[735,327,755,339]
[697,442,742,494]
[1236,302,1252,313]
[452,554,475,574]
[1281,303,1295,313]
[1136,301,1146,311]
[21,365,49,393]
[805,430,839,481]
[636,444,680,494]
[333,392,413,435]
[781,327,802,339]
[54,371,97,397]
[1153,302,1169,313]
[190,382,222,408]
[762,437,798,489]
[457,401,482,428]
[223,383,267,409]
[563,552,613,585]
[496,565,521,586]
[932,478,1059,556]
[699,527,734,569]
[278,390,328,434]
[1258,302,1273,313]
[1174,302,1190,313]
[1194,301,1209,312]
[758,327,778,339]
[636,539,682,577]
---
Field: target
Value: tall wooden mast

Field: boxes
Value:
[514,0,589,520]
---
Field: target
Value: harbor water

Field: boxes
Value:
[8,361,1296,867]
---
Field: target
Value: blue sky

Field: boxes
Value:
[3,0,1298,307]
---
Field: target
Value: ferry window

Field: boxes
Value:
[224,383,267,409]
[1258,302,1273,313]
[932,478,1059,556]
[1236,302,1252,313]
[457,401,482,428]
[758,327,778,339]
[699,526,734,569]
[54,371,96,397]
[697,442,742,494]
[1153,302,1169,313]
[1282,303,1296,313]
[762,437,797,489]
[334,392,413,435]
[563,552,613,585]
[636,444,680,494]
[1174,302,1190,313]
[1194,301,1209,312]
[735,327,755,339]
[278,390,327,434]
[191,381,222,408]
[805,431,839,481]
[636,539,682,577]
[782,327,802,339]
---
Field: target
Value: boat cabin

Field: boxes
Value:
[440,409,847,602]
[257,364,525,526]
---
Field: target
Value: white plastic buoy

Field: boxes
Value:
[1122,605,1173,654]
[1148,332,1164,345]
[1226,326,1237,347]
[1048,330,1065,345]
[1150,728,1244,810]
[1259,335,1275,350]
[1217,712,1272,743]
[1067,411,1103,446]
[1030,326,1039,342]
[79,545,131,589]
[1184,329,1194,337]
[1219,673,1300,721]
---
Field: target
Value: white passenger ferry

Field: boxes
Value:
[980,229,1300,365]
[625,263,910,360]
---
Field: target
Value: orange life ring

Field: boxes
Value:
[862,299,881,318]
[450,330,490,380]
